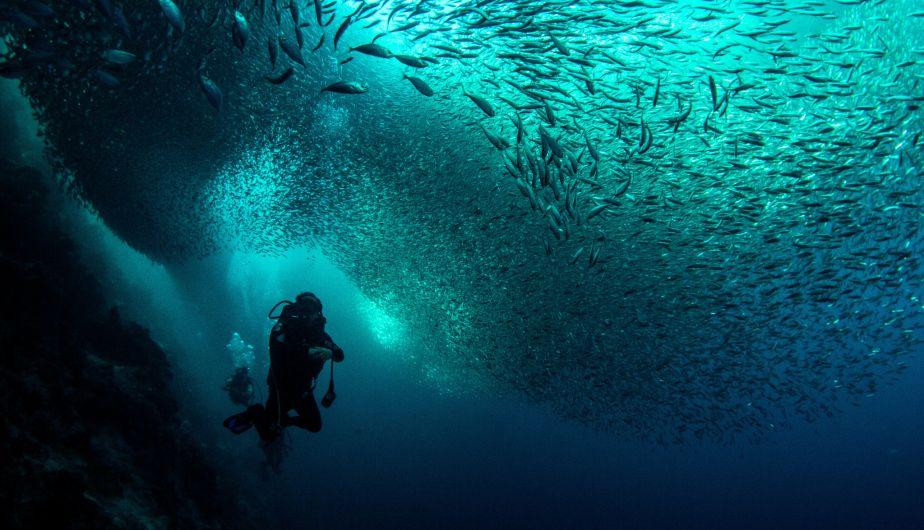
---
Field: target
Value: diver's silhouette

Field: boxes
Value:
[223,366,255,406]
[223,292,344,441]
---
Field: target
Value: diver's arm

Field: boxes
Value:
[323,332,345,362]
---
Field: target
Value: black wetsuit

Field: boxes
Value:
[249,322,344,441]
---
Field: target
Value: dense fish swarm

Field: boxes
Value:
[3,0,922,442]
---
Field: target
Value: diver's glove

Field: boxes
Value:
[308,346,333,362]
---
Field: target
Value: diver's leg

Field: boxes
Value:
[247,404,273,441]
[292,392,322,433]
[252,388,282,441]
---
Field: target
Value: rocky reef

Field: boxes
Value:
[0,160,261,528]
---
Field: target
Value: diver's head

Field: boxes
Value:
[294,292,322,313]
[269,292,327,336]
[279,292,326,335]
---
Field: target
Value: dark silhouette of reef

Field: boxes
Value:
[0,159,263,528]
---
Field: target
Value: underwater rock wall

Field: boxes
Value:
[0,160,262,528]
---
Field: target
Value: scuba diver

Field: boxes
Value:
[223,366,255,407]
[223,292,344,442]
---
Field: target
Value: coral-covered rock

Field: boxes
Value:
[0,160,262,529]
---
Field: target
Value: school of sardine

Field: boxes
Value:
[2,0,922,442]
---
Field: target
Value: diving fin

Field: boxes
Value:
[223,410,254,434]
